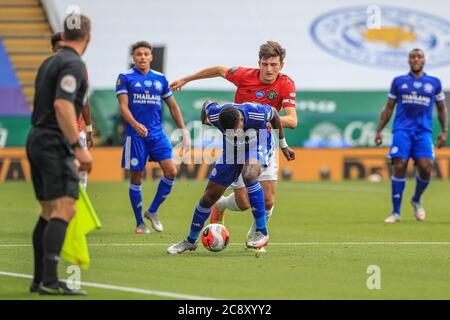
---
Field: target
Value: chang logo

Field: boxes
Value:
[310,6,450,69]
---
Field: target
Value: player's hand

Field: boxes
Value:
[74,147,93,173]
[436,131,448,149]
[181,129,191,153]
[86,131,94,149]
[169,79,187,92]
[73,158,80,171]
[374,132,383,146]
[281,147,295,161]
[133,122,148,137]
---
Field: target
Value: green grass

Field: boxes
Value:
[1,180,450,299]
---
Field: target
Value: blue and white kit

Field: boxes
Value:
[388,72,445,161]
[204,101,276,187]
[116,66,174,170]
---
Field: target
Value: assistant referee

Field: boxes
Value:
[26,14,92,296]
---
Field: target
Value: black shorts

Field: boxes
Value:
[26,127,79,201]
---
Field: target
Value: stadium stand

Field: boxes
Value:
[0,0,52,108]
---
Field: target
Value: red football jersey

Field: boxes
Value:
[225,67,296,112]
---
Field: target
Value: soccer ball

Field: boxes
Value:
[201,223,230,252]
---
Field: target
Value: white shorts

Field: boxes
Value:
[230,153,278,189]
[80,131,88,150]
[79,131,88,190]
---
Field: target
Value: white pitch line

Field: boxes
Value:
[268,242,450,245]
[0,271,218,300]
[2,242,450,248]
[283,183,386,193]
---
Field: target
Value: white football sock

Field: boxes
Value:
[216,193,241,212]
[248,206,274,238]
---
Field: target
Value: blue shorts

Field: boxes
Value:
[122,135,173,171]
[208,163,244,188]
[388,130,435,161]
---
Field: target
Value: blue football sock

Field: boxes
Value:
[391,176,406,215]
[412,175,430,203]
[187,200,211,243]
[129,184,144,226]
[246,181,267,235]
[148,176,175,214]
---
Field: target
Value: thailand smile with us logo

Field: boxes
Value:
[310,6,450,69]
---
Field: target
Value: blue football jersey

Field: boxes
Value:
[116,66,172,139]
[205,102,275,165]
[388,72,445,133]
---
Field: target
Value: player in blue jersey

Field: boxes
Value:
[375,48,448,223]
[116,41,190,234]
[167,101,295,254]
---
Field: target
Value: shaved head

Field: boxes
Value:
[409,48,424,57]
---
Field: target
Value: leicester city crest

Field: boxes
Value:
[310,6,450,69]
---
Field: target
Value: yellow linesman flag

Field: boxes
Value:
[61,185,101,269]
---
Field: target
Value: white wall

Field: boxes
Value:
[42,0,450,91]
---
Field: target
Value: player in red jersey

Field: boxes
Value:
[52,32,94,190]
[170,41,297,241]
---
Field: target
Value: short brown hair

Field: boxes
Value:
[131,41,152,54]
[259,41,286,62]
[63,14,91,41]
[51,32,63,48]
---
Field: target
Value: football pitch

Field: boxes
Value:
[1,180,450,300]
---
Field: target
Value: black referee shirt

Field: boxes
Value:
[31,46,88,134]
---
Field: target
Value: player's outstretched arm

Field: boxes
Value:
[270,108,295,161]
[280,107,298,129]
[436,101,448,148]
[375,99,396,145]
[165,96,191,150]
[117,94,147,137]
[170,66,228,92]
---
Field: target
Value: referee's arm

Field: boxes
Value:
[54,99,79,145]
[54,62,92,171]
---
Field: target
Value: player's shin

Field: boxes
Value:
[187,200,211,243]
[412,175,431,203]
[392,176,406,214]
[246,181,267,235]
[129,184,144,226]
[148,176,175,213]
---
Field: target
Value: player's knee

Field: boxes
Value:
[130,170,143,185]
[393,162,407,177]
[242,172,258,186]
[264,199,275,211]
[418,164,432,179]
[164,167,177,180]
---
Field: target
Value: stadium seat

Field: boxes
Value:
[0,0,51,106]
